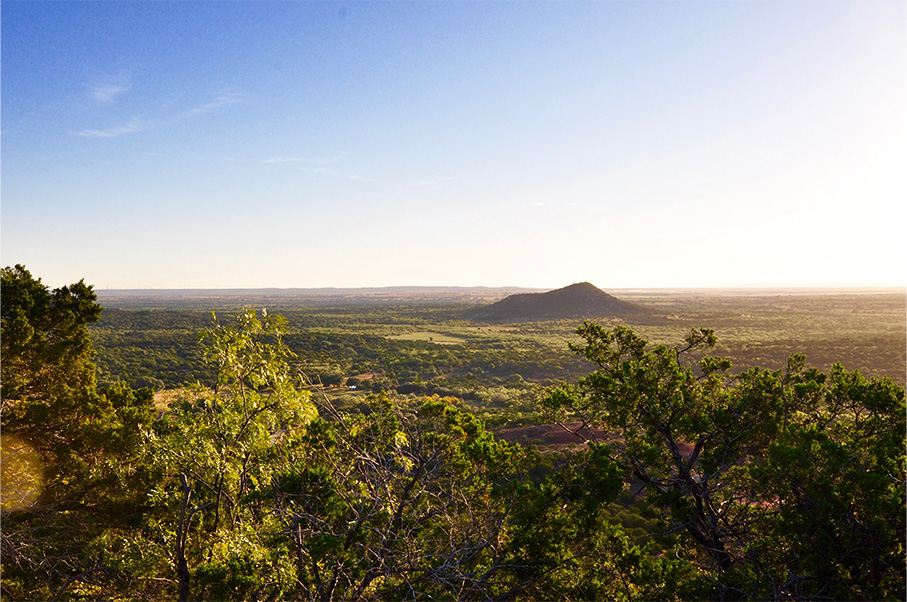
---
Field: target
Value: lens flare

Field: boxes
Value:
[1,434,44,512]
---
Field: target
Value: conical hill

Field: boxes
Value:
[469,282,644,322]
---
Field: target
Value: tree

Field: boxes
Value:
[138,309,571,601]
[1,265,156,601]
[746,362,906,600]
[540,322,905,600]
[267,391,541,601]
[1,264,102,426]
[503,441,707,601]
[268,384,708,602]
[139,308,317,601]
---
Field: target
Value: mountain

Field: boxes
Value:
[468,282,645,322]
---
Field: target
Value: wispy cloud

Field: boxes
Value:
[86,72,132,103]
[261,153,345,165]
[187,91,244,115]
[71,87,244,141]
[264,156,459,187]
[263,154,370,178]
[295,166,383,183]
[345,173,380,182]
[407,173,464,187]
[89,84,130,103]
[261,157,305,164]
[72,118,146,138]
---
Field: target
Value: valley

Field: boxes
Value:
[90,285,906,430]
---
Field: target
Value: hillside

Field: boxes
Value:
[468,282,646,322]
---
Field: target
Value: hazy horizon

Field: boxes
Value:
[3,1,904,290]
[91,283,905,295]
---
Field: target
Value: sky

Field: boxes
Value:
[2,1,905,290]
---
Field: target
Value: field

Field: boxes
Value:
[386,331,469,345]
[90,287,905,429]
[612,288,905,385]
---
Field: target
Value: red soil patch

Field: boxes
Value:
[496,422,613,447]
[496,423,696,460]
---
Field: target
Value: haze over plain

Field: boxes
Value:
[2,1,904,289]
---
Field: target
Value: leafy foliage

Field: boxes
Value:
[3,267,903,601]
[1,266,156,600]
[139,309,317,600]
[2,264,103,427]
[541,322,906,600]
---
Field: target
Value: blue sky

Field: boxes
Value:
[2,1,904,289]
